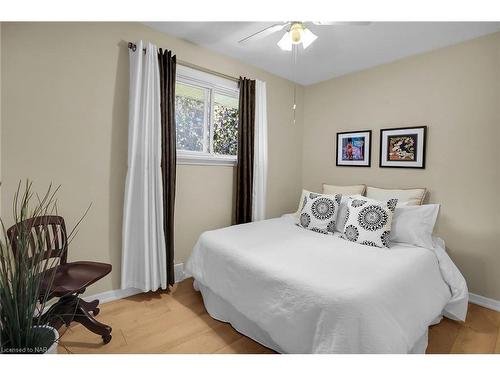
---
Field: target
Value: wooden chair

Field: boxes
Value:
[7,215,113,344]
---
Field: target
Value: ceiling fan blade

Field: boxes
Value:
[238,22,290,44]
[311,21,371,26]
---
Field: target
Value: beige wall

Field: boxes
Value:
[0,22,304,295]
[303,32,500,300]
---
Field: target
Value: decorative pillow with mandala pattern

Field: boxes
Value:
[298,192,342,235]
[341,197,398,248]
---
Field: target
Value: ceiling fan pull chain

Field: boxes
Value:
[293,86,297,125]
[292,44,298,125]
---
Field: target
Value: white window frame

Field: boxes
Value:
[175,65,239,166]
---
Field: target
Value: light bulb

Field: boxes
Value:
[289,23,303,44]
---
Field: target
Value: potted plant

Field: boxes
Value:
[0,182,85,354]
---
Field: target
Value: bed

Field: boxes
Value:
[185,214,468,353]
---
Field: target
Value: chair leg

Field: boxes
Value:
[73,302,112,344]
[78,299,100,316]
[41,295,80,329]
[40,295,112,344]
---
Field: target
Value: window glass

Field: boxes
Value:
[213,93,239,156]
[175,82,206,152]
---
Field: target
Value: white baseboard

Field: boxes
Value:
[84,287,143,304]
[469,292,500,312]
[84,263,186,304]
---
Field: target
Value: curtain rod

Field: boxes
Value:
[128,42,239,83]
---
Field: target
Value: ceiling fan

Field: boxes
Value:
[238,21,370,51]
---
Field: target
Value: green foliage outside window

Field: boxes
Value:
[213,103,238,155]
[175,94,238,156]
[175,95,204,152]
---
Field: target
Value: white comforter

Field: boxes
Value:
[185,215,468,353]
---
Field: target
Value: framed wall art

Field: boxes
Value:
[336,130,372,167]
[379,126,427,169]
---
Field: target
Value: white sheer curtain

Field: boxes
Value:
[121,41,167,292]
[252,80,268,221]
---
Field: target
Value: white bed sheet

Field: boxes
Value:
[185,215,468,353]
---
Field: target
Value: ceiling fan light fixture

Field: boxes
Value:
[277,23,317,51]
[301,28,318,49]
[277,31,293,51]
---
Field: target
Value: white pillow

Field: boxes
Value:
[366,186,426,206]
[341,197,397,248]
[323,184,366,196]
[390,204,440,248]
[298,192,341,234]
[295,189,320,216]
[335,194,364,232]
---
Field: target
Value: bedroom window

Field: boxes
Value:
[175,65,239,166]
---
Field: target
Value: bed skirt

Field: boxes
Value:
[194,280,431,354]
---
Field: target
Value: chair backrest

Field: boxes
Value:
[7,215,68,264]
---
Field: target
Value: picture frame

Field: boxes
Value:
[336,130,372,167]
[379,126,427,169]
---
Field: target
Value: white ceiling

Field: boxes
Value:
[145,22,500,85]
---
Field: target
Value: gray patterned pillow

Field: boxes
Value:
[298,192,341,235]
[341,197,397,248]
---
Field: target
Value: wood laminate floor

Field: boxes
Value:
[58,278,500,354]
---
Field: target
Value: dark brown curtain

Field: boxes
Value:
[235,77,256,224]
[158,49,176,286]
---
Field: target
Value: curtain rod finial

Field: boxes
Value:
[128,42,137,52]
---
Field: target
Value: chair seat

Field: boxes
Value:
[41,261,112,297]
